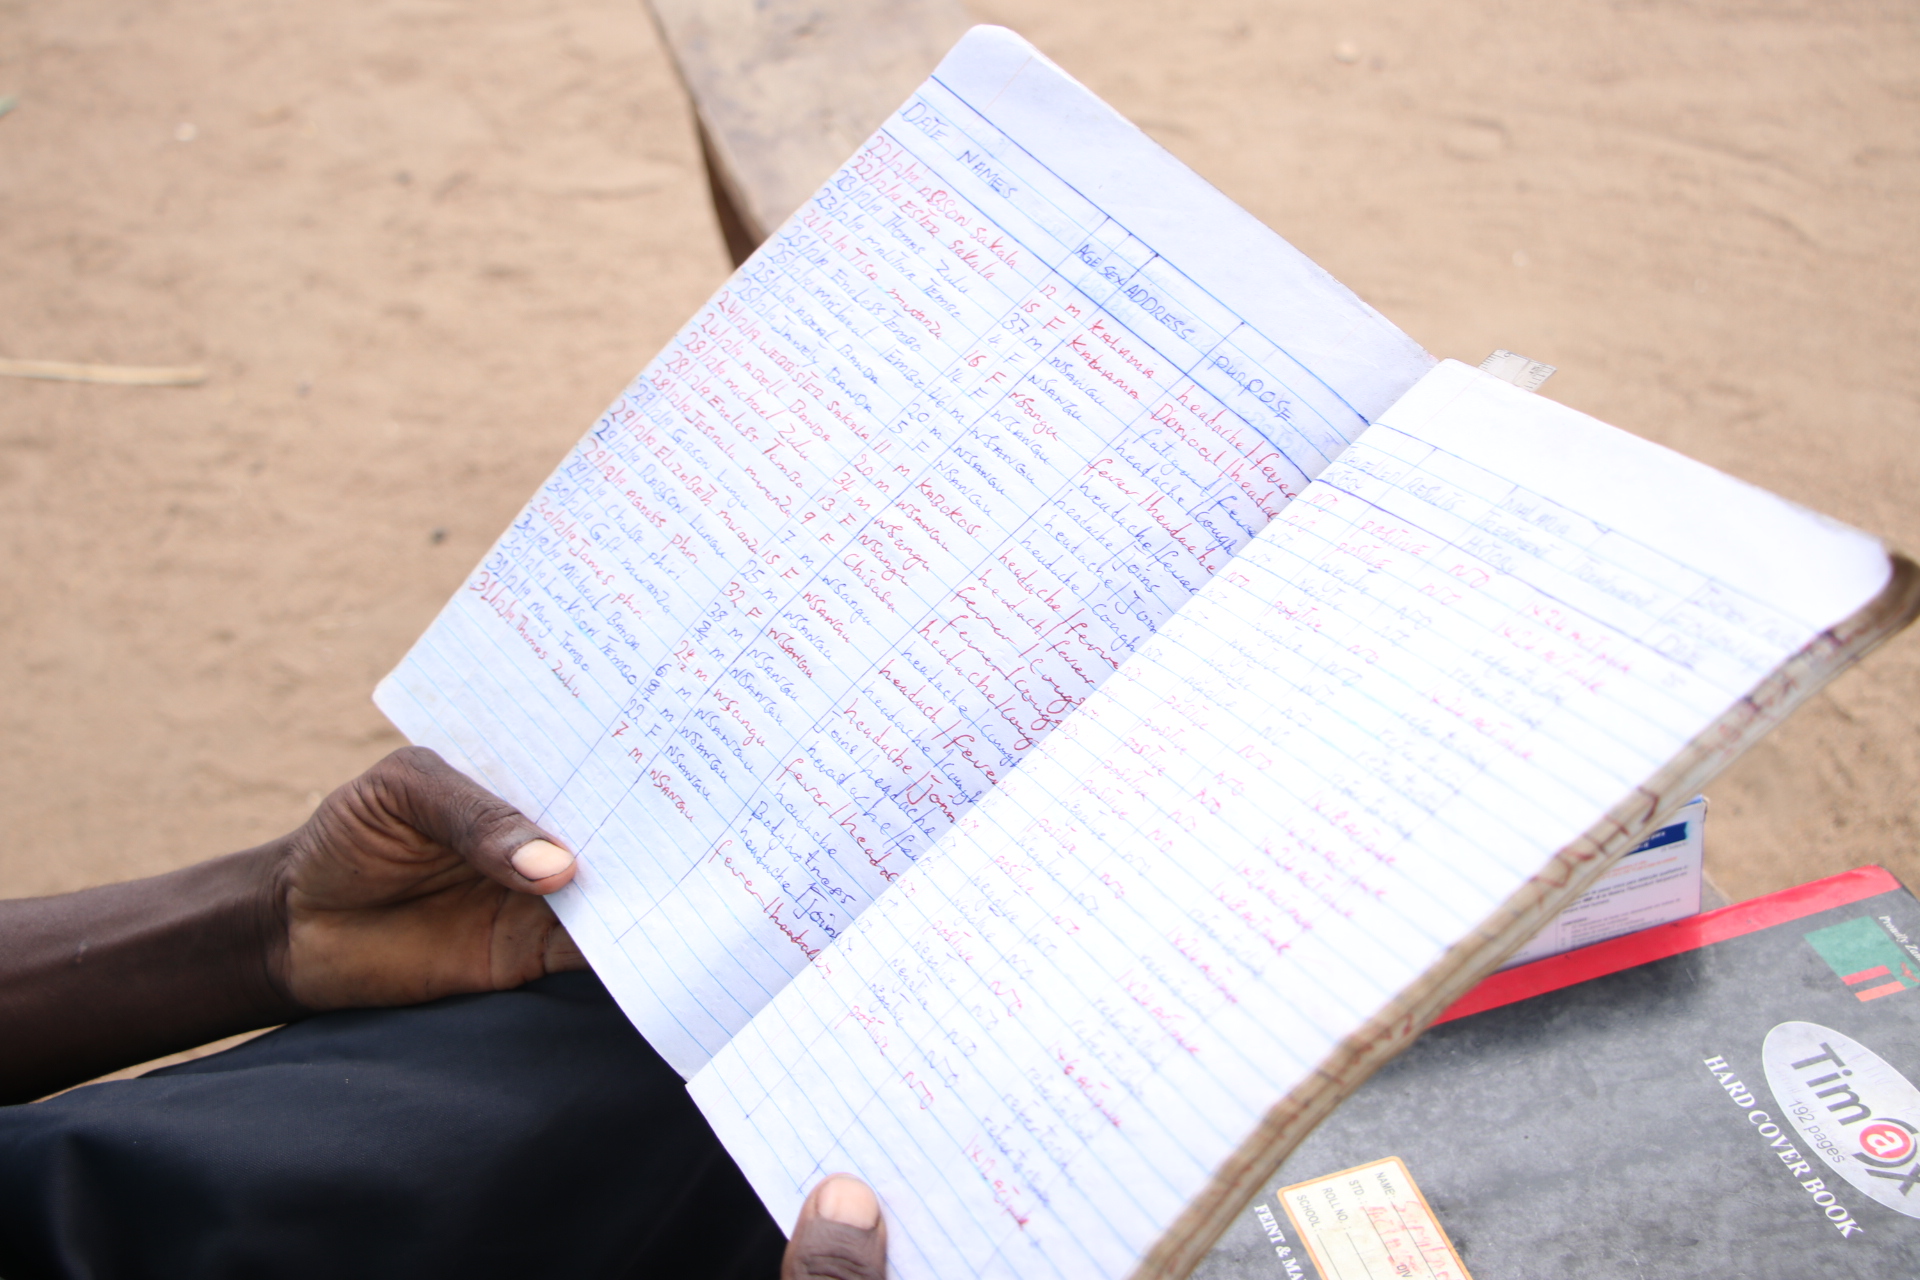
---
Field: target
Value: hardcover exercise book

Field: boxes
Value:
[1194,865,1920,1278]
[374,25,1920,1280]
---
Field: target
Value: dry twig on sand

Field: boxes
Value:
[0,358,208,387]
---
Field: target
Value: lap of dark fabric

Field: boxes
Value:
[0,971,786,1279]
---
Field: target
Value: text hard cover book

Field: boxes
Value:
[1195,865,1920,1279]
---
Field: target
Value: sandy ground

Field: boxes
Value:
[2,0,1916,917]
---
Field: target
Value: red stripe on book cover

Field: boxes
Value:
[1844,965,1893,985]
[1432,864,1903,1026]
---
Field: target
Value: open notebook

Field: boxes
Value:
[375,26,1920,1280]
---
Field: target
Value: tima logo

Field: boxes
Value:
[1804,916,1919,1002]
[1765,1021,1920,1219]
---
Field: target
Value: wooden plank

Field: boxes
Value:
[647,0,971,263]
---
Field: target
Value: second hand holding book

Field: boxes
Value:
[375,26,1919,1280]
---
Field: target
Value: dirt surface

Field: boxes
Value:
[2,0,1916,908]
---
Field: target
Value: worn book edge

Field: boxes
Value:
[1131,550,1920,1279]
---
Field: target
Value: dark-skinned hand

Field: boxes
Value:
[275,745,583,1010]
[783,1175,890,1279]
[0,746,581,1101]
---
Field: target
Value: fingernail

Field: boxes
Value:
[815,1176,879,1230]
[510,839,573,881]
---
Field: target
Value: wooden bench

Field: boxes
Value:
[646,0,971,264]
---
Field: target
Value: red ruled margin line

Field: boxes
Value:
[1432,864,1904,1026]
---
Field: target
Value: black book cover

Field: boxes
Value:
[1195,865,1920,1279]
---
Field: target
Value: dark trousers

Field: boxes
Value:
[0,972,787,1278]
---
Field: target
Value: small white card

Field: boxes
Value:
[1502,796,1707,969]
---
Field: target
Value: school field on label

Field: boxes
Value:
[0,0,1915,906]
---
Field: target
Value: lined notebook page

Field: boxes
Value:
[688,361,1892,1279]
[374,26,1430,1074]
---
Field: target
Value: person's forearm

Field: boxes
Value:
[0,845,306,1104]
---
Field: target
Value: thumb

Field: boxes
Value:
[369,746,577,894]
[783,1175,887,1280]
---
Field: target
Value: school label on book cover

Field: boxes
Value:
[1275,1156,1472,1280]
